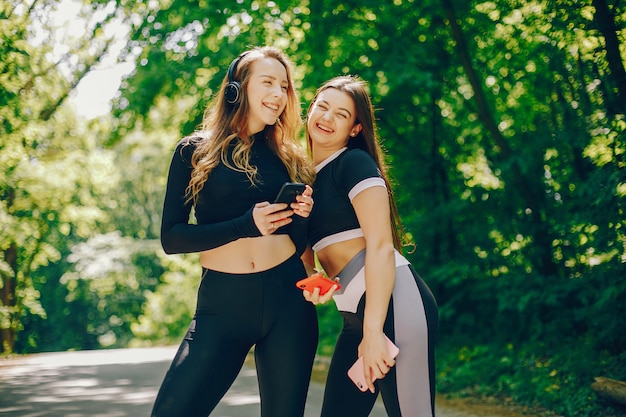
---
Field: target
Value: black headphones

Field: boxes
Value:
[224,52,249,105]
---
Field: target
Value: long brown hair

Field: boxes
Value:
[185,46,314,205]
[306,75,415,252]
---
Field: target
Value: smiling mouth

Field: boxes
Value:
[263,102,280,111]
[315,123,334,133]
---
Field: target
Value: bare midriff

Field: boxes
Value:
[316,237,366,279]
[199,234,295,273]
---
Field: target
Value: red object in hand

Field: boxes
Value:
[295,273,340,295]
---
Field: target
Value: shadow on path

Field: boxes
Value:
[0,346,481,417]
[0,347,386,417]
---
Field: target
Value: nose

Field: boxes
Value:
[272,84,284,97]
[321,111,332,121]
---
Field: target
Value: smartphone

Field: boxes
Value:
[295,273,341,295]
[274,182,306,204]
[347,335,399,392]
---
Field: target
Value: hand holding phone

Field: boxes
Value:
[274,182,306,205]
[347,335,399,392]
[295,273,341,295]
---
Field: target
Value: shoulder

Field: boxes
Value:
[180,131,210,149]
[174,132,210,163]
[337,148,380,177]
[332,149,382,192]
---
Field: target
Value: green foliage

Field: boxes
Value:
[2,0,625,416]
[130,252,199,346]
[314,301,342,357]
[16,232,164,352]
[60,233,163,346]
[437,341,626,417]
[0,0,141,353]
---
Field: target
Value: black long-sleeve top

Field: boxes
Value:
[160,131,308,255]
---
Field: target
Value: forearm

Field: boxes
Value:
[363,243,396,335]
[161,207,261,254]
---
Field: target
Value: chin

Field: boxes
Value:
[310,133,327,142]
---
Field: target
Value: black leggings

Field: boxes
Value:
[151,253,319,417]
[321,250,438,417]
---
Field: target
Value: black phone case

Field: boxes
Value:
[274,182,306,204]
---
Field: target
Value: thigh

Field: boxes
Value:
[151,317,251,417]
[321,321,378,417]
[255,257,319,417]
[381,265,438,417]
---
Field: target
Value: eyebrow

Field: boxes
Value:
[318,99,352,117]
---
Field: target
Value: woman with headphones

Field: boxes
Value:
[151,46,318,417]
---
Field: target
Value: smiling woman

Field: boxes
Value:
[301,75,438,417]
[150,46,319,417]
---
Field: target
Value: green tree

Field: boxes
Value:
[3,0,624,415]
[0,0,138,353]
[116,1,625,415]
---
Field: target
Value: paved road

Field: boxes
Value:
[0,346,475,417]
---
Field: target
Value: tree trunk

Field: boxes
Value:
[0,187,17,353]
[440,0,558,276]
[1,243,17,353]
[440,0,513,160]
[591,0,626,114]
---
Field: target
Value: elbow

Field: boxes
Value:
[162,247,176,255]
[161,243,175,255]
[160,223,182,255]
[160,235,178,255]
[367,240,396,258]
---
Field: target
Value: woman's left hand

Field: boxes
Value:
[358,333,397,393]
[292,185,314,218]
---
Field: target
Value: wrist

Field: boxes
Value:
[363,318,385,335]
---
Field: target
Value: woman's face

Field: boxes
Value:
[307,88,361,152]
[245,57,289,135]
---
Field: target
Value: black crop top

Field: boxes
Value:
[160,130,308,254]
[307,148,384,249]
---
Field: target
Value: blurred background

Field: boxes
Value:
[1,1,624,416]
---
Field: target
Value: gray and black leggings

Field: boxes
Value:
[321,249,438,417]
[151,253,319,417]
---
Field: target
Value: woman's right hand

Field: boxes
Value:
[252,201,294,235]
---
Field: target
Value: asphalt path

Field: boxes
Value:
[0,346,477,417]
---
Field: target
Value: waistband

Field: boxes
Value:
[336,249,366,286]
[201,251,300,279]
[335,249,410,290]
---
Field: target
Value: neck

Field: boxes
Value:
[313,146,346,165]
[243,126,266,139]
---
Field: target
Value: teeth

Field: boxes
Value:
[316,123,332,133]
[264,102,279,111]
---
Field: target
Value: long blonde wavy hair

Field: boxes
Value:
[185,46,314,205]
